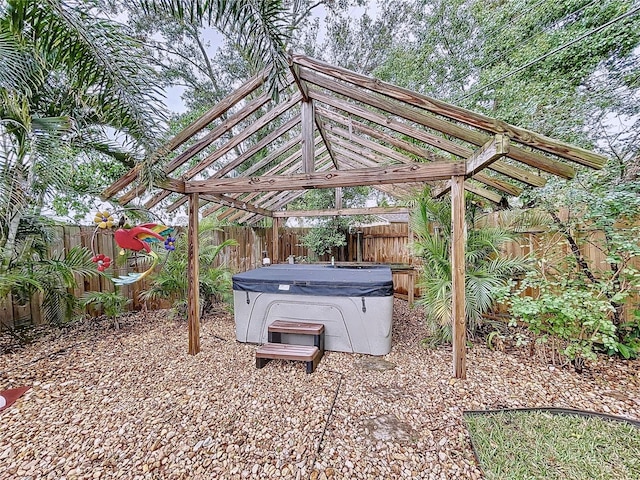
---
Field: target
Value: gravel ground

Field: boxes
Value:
[1,299,639,480]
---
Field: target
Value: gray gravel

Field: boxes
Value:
[1,300,639,479]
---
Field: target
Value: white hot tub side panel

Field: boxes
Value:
[233,291,393,355]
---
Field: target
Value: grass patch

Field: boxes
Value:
[464,410,640,480]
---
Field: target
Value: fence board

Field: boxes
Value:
[0,295,13,329]
[64,226,84,299]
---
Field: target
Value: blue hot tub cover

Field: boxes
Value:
[232,264,393,297]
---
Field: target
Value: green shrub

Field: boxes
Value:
[504,272,621,366]
[81,290,131,330]
[140,220,237,317]
[410,193,530,345]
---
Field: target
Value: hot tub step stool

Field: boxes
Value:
[268,320,325,354]
[255,343,322,374]
[256,320,326,373]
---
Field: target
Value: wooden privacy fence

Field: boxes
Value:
[2,217,637,328]
[0,223,414,328]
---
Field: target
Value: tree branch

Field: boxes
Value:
[549,211,599,285]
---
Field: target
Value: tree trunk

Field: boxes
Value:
[1,208,22,271]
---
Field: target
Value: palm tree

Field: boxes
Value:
[1,0,167,266]
[410,192,530,345]
[1,0,296,324]
[1,0,166,323]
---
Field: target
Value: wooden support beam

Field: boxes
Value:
[328,135,401,167]
[210,155,332,222]
[271,190,308,210]
[273,206,408,218]
[240,190,308,223]
[157,178,186,193]
[310,87,469,156]
[203,202,226,218]
[144,94,302,213]
[145,104,301,210]
[309,89,548,186]
[188,193,200,355]
[119,92,273,205]
[237,134,301,177]
[201,194,273,217]
[207,149,329,220]
[472,173,522,197]
[431,182,451,199]
[186,161,465,194]
[301,100,315,172]
[294,55,606,170]
[224,206,254,223]
[315,114,339,169]
[234,161,331,223]
[333,153,419,198]
[173,134,306,215]
[210,116,301,180]
[432,136,510,198]
[149,118,299,209]
[451,176,466,379]
[122,74,296,208]
[318,106,450,163]
[316,91,544,187]
[288,59,309,100]
[335,187,343,210]
[460,181,503,204]
[327,125,417,165]
[308,86,572,180]
[431,179,503,204]
[101,70,268,200]
[181,93,303,181]
[160,94,273,177]
[291,54,338,170]
[466,135,510,176]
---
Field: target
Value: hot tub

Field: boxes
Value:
[232,265,394,355]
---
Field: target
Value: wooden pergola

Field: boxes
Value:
[102,55,607,378]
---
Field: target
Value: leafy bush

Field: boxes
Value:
[503,272,622,367]
[290,187,372,258]
[410,193,530,345]
[300,219,348,257]
[140,220,237,316]
[81,290,131,330]
[1,216,99,325]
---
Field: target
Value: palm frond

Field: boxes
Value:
[199,238,238,265]
[485,208,552,232]
[142,0,293,99]
[410,191,532,344]
[6,0,166,148]
[0,268,43,297]
[0,29,42,93]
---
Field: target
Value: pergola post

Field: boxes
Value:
[188,193,200,355]
[271,217,280,264]
[451,175,466,378]
[301,99,315,173]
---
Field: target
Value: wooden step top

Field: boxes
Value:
[268,320,325,335]
[256,343,320,361]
